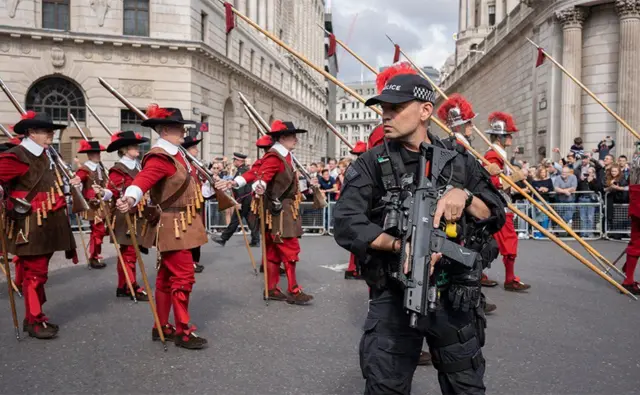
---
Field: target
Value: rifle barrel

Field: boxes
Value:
[86,103,113,136]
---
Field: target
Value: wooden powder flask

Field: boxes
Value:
[50,187,56,205]
[180,212,187,232]
[8,219,14,240]
[36,209,42,226]
[174,218,180,239]
[186,205,192,225]
[41,202,47,220]
[46,192,53,210]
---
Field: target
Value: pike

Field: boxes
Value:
[237,92,327,209]
[97,77,238,212]
[223,2,636,299]
[386,34,624,279]
[526,37,640,141]
[68,113,138,300]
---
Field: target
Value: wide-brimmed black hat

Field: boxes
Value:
[13,111,66,135]
[181,136,202,149]
[365,73,436,107]
[141,105,196,128]
[268,120,307,138]
[77,140,107,154]
[106,130,149,152]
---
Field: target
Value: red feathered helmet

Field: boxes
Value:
[437,94,477,128]
[364,62,435,107]
[77,139,107,153]
[486,112,518,135]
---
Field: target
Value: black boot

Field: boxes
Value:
[194,263,205,273]
[175,332,208,350]
[211,235,226,247]
[89,258,106,269]
[152,324,176,342]
[27,321,59,339]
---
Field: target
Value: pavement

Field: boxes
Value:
[0,235,639,395]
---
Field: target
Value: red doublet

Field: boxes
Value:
[240,158,264,185]
[0,152,60,324]
[131,150,195,335]
[255,152,303,293]
[77,166,107,259]
[484,149,505,190]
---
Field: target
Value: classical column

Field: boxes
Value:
[237,0,247,15]
[556,7,588,154]
[459,0,468,31]
[248,0,257,21]
[480,0,488,26]
[616,0,640,155]
[496,0,504,23]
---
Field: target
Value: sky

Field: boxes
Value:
[328,0,459,83]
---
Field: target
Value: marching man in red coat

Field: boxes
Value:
[116,105,209,349]
[251,120,313,304]
[101,130,150,301]
[0,112,80,339]
[483,112,530,292]
[76,140,109,269]
[622,148,640,294]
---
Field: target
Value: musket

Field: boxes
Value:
[239,94,327,209]
[86,103,112,136]
[97,77,238,211]
[525,37,640,141]
[258,193,269,304]
[224,2,636,299]
[0,77,26,114]
[386,34,623,279]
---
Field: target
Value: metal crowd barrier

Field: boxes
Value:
[604,192,631,239]
[528,191,603,240]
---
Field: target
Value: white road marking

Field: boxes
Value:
[320,263,349,272]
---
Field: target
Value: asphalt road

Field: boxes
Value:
[0,235,639,395]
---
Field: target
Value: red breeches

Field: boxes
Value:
[116,245,138,289]
[265,234,302,293]
[155,249,196,335]
[89,220,107,259]
[21,254,53,324]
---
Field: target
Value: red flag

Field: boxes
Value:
[535,47,545,67]
[328,33,337,57]
[224,2,235,34]
[393,44,401,63]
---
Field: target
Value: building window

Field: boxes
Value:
[341,103,346,110]
[280,71,284,89]
[124,0,149,36]
[488,5,496,26]
[260,57,265,78]
[26,77,85,123]
[250,49,255,73]
[268,64,273,83]
[42,0,70,31]
[238,40,244,66]
[201,11,208,41]
[121,109,151,155]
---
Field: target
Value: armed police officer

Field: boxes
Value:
[333,63,506,394]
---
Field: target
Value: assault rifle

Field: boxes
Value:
[383,143,478,328]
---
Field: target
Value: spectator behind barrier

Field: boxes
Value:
[605,164,629,239]
[594,136,615,160]
[619,155,630,182]
[577,165,602,238]
[553,166,578,225]
[531,167,555,238]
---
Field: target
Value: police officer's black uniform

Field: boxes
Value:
[216,154,260,246]
[332,73,506,395]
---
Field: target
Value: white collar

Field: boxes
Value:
[119,156,138,170]
[84,160,99,171]
[272,142,289,157]
[491,144,507,159]
[20,137,44,156]
[155,138,178,155]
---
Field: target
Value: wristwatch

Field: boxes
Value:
[463,188,474,208]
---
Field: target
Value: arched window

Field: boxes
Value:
[26,77,85,122]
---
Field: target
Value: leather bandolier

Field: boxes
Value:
[138,147,208,252]
[4,145,76,256]
[109,162,146,246]
[79,164,107,221]
[252,149,303,241]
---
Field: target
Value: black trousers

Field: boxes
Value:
[360,290,485,395]
[190,247,200,264]
[219,198,259,244]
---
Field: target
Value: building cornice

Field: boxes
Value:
[0,25,325,123]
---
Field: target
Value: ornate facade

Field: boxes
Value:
[440,0,640,162]
[0,0,328,166]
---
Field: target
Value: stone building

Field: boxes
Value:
[334,80,381,158]
[0,0,328,166]
[439,0,640,163]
